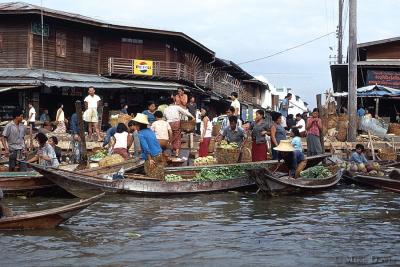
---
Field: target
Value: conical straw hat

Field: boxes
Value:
[132,113,149,125]
[273,140,294,152]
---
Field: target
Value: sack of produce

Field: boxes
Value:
[215,141,240,164]
[378,149,397,161]
[144,155,165,179]
[98,154,124,167]
[208,137,216,153]
[118,114,133,127]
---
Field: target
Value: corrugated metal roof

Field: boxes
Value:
[0,2,215,57]
[0,68,196,91]
[358,37,400,48]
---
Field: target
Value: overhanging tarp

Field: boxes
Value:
[332,85,400,98]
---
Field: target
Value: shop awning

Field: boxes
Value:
[110,79,188,91]
[0,85,39,93]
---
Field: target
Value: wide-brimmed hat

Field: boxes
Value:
[273,140,294,152]
[132,113,149,125]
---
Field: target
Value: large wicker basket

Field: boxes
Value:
[212,124,221,136]
[379,149,397,161]
[180,120,196,133]
[215,147,240,164]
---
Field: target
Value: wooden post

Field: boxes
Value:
[75,101,88,164]
[347,0,357,141]
[316,94,325,153]
[375,98,379,117]
[338,0,344,64]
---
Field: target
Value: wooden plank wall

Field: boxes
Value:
[0,19,28,68]
[31,19,99,74]
[366,42,400,60]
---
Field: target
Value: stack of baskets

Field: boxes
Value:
[336,114,349,142]
[180,120,196,133]
[215,147,240,164]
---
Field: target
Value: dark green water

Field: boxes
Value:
[1,184,400,267]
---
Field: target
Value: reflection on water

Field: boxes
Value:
[1,184,400,267]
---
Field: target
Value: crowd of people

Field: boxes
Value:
[1,87,328,179]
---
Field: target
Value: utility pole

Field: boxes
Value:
[348,0,357,141]
[337,0,343,64]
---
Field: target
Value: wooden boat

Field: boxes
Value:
[0,172,56,196]
[0,193,104,230]
[31,164,255,198]
[342,163,400,193]
[30,154,330,198]
[250,168,342,196]
[0,158,144,196]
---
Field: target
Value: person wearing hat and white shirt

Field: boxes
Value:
[83,87,102,142]
[273,139,306,178]
[132,113,164,178]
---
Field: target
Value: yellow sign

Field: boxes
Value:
[133,60,153,76]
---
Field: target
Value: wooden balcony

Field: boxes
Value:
[108,57,196,83]
[107,57,262,106]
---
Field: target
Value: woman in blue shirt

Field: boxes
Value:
[132,113,164,178]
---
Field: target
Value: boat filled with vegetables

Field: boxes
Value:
[250,165,342,196]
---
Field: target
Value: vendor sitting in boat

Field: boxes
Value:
[273,140,307,178]
[0,189,13,218]
[28,133,60,168]
[220,115,246,146]
[132,113,164,178]
[349,144,368,164]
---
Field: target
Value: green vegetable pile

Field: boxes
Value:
[90,150,108,161]
[165,174,184,182]
[300,165,332,179]
[194,166,246,181]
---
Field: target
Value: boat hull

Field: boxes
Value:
[0,193,104,230]
[342,171,400,193]
[252,169,342,196]
[0,172,56,196]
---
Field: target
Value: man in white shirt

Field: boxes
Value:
[293,113,306,137]
[230,92,241,117]
[83,87,102,141]
[28,103,36,128]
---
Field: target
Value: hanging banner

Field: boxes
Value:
[367,70,400,89]
[133,60,153,76]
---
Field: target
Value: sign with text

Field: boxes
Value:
[133,60,153,76]
[367,70,400,89]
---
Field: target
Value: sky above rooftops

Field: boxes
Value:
[3,0,399,107]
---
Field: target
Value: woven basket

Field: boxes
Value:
[212,124,221,136]
[379,150,397,161]
[118,114,133,127]
[180,120,195,133]
[336,127,347,142]
[240,147,252,163]
[208,137,216,153]
[215,147,240,164]
[388,123,400,136]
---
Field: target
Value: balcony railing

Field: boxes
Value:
[108,57,260,106]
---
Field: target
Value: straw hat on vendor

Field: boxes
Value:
[132,113,150,125]
[273,140,295,152]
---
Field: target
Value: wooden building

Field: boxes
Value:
[330,37,400,121]
[0,2,267,122]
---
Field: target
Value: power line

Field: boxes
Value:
[238,31,336,65]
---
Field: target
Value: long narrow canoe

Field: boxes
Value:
[0,158,144,196]
[250,168,342,196]
[342,168,400,194]
[30,154,330,198]
[0,193,104,230]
